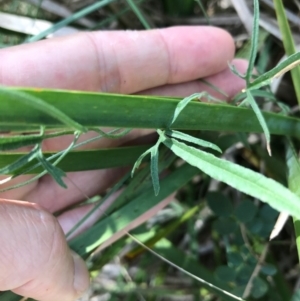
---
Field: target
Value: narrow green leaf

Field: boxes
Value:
[36,148,67,188]
[150,143,160,196]
[245,0,259,84]
[0,87,87,132]
[169,92,222,126]
[27,0,116,42]
[165,130,222,153]
[0,145,151,175]
[126,0,151,29]
[273,0,300,105]
[246,90,271,155]
[70,163,199,257]
[0,130,74,151]
[248,52,300,90]
[131,147,152,177]
[0,145,39,174]
[160,135,300,220]
[286,140,300,261]
[169,93,202,126]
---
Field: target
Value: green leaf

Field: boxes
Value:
[160,135,300,220]
[234,199,257,223]
[0,87,87,132]
[273,0,300,105]
[0,131,73,151]
[260,264,277,276]
[215,266,236,282]
[165,130,222,153]
[213,218,238,236]
[36,148,67,188]
[286,140,300,261]
[206,192,233,217]
[150,142,160,196]
[69,163,199,257]
[1,88,300,139]
[169,92,221,126]
[0,145,150,175]
[251,277,268,299]
[248,52,300,91]
[246,90,271,155]
[27,0,116,42]
[245,0,259,85]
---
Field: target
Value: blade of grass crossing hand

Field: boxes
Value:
[0,87,87,132]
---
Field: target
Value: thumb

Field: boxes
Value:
[0,199,89,301]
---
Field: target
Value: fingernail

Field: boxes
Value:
[71,252,90,297]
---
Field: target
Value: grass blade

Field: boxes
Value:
[1,88,300,138]
[27,0,116,42]
[0,87,87,132]
[125,0,151,29]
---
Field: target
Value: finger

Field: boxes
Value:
[0,199,89,301]
[0,26,235,94]
[139,59,248,100]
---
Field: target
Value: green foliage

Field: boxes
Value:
[3,0,300,301]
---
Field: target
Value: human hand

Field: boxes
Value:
[0,26,247,301]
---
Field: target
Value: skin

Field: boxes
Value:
[0,26,247,301]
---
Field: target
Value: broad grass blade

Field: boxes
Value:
[0,87,87,132]
[1,88,300,138]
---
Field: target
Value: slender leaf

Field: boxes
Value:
[150,142,160,196]
[126,0,151,29]
[131,147,152,177]
[273,0,300,105]
[158,132,300,219]
[36,147,67,188]
[245,0,259,84]
[246,90,271,155]
[0,145,151,174]
[165,130,222,153]
[0,130,73,151]
[286,140,300,261]
[69,163,199,257]
[248,52,300,90]
[0,145,39,174]
[27,0,116,42]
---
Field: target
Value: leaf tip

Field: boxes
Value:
[267,143,272,156]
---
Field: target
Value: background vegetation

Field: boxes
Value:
[1,0,300,300]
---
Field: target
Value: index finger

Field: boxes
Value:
[0,26,235,94]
